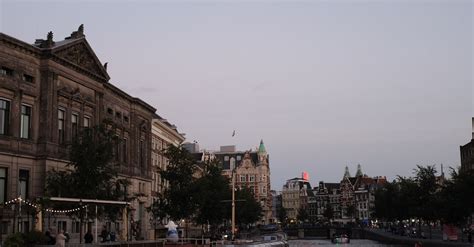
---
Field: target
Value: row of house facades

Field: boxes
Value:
[276,117,474,225]
[0,26,186,241]
[277,165,387,224]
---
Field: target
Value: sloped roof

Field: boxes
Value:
[214,152,259,170]
[325,183,340,191]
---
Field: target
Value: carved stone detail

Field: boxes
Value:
[55,43,103,76]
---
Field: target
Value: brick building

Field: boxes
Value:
[189,140,273,224]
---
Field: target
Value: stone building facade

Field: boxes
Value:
[0,26,159,240]
[218,140,272,224]
[150,115,185,233]
[281,177,312,221]
[151,116,185,198]
[308,166,386,224]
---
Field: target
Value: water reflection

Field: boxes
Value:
[289,239,406,247]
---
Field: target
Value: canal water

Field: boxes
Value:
[289,239,407,247]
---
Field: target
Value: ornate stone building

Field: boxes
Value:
[218,140,272,224]
[150,115,185,234]
[281,176,312,221]
[151,116,185,198]
[0,26,159,240]
[309,165,386,224]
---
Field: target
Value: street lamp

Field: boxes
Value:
[231,169,236,241]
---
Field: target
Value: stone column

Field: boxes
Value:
[35,210,42,232]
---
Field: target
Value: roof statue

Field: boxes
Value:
[78,24,84,35]
[258,139,266,153]
[66,24,86,39]
[47,31,53,42]
[38,31,55,48]
[103,62,108,71]
[356,164,363,177]
[343,166,351,178]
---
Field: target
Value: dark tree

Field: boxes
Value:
[374,181,400,221]
[276,204,287,225]
[296,207,309,223]
[158,145,197,221]
[193,160,231,233]
[46,121,127,199]
[46,121,130,242]
[346,204,356,220]
[438,168,474,226]
[413,165,439,238]
[234,187,263,226]
[323,205,334,222]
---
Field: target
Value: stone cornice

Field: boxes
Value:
[0,33,42,58]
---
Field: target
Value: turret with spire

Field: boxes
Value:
[355,164,363,177]
[258,139,268,164]
[343,166,351,178]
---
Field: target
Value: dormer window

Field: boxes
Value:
[107,108,113,115]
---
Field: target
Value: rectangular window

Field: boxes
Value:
[0,67,13,76]
[0,168,6,203]
[139,140,145,168]
[71,113,78,138]
[19,169,29,200]
[22,74,34,83]
[58,109,65,144]
[57,221,67,233]
[138,202,144,221]
[122,138,128,163]
[249,175,255,182]
[0,99,10,135]
[1,221,9,234]
[240,175,246,182]
[20,105,31,139]
[72,221,80,233]
[84,116,90,128]
[115,139,120,163]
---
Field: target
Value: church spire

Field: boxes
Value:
[344,166,351,178]
[356,164,363,177]
[258,139,266,153]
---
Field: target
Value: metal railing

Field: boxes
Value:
[35,239,165,247]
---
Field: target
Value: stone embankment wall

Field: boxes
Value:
[362,229,473,247]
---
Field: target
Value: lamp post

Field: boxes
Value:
[231,169,236,241]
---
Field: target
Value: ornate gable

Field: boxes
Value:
[55,42,101,75]
[53,40,109,82]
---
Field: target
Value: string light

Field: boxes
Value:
[45,205,88,214]
[2,197,88,213]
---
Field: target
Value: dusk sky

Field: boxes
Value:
[2,0,472,190]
